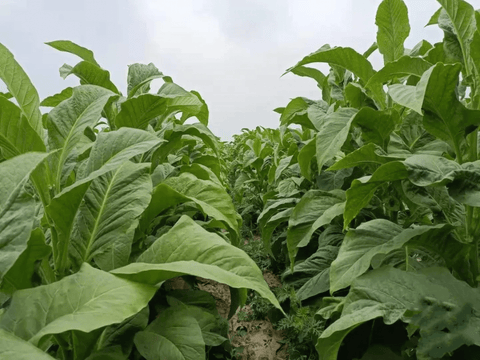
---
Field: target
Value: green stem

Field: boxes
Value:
[39,258,56,285]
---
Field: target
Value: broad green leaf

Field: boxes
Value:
[115,94,169,129]
[328,143,397,170]
[284,246,339,301]
[436,0,476,71]
[316,108,357,171]
[0,96,45,158]
[318,266,480,360]
[287,46,376,84]
[48,128,161,275]
[70,162,152,271]
[261,208,293,258]
[280,97,321,130]
[344,161,408,228]
[97,307,149,356]
[0,152,49,286]
[353,107,398,148]
[0,329,55,360]
[274,155,294,182]
[0,43,43,137]
[366,56,432,91]
[330,219,447,292]
[134,307,205,360]
[140,172,239,239]
[388,65,434,115]
[61,61,120,94]
[287,190,345,264]
[403,154,461,186]
[289,66,327,88]
[40,87,73,107]
[408,40,433,56]
[46,40,99,66]
[447,163,480,207]
[1,229,50,293]
[0,263,156,346]
[426,7,442,26]
[127,63,164,97]
[112,216,282,312]
[375,0,410,63]
[47,85,114,190]
[157,82,206,124]
[421,63,480,159]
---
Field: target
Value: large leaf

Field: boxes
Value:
[287,190,345,265]
[60,61,120,94]
[287,46,376,84]
[140,172,239,239]
[327,143,398,170]
[47,128,161,275]
[47,85,114,190]
[352,107,398,149]
[0,43,43,136]
[69,162,152,271]
[46,40,99,66]
[134,307,205,360]
[316,108,358,171]
[344,161,408,228]
[375,0,410,63]
[115,94,169,129]
[127,63,164,97]
[436,0,476,71]
[0,153,49,286]
[0,329,55,360]
[0,96,45,158]
[112,216,282,312]
[330,219,447,292]
[1,228,50,293]
[317,266,480,360]
[0,263,156,346]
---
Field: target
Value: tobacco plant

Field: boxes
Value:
[251,0,480,358]
[0,41,282,359]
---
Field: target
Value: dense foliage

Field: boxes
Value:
[227,0,480,358]
[2,0,480,359]
[0,41,282,359]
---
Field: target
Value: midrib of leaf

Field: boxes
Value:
[54,98,105,192]
[83,167,121,262]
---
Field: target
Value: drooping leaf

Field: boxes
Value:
[0,152,49,286]
[1,228,50,293]
[375,0,410,63]
[344,162,408,228]
[61,61,120,94]
[287,46,376,84]
[0,96,45,158]
[112,216,283,312]
[0,329,55,360]
[0,263,156,347]
[0,43,43,136]
[40,87,73,107]
[287,190,345,265]
[327,143,397,170]
[134,306,205,360]
[127,63,164,97]
[330,219,447,292]
[46,40,99,66]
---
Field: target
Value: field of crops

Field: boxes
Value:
[1,0,480,359]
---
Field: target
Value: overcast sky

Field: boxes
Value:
[2,0,478,140]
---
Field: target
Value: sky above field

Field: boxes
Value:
[1,0,477,140]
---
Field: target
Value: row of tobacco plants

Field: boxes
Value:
[228,0,480,359]
[0,40,283,359]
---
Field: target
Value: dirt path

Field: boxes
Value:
[198,271,288,360]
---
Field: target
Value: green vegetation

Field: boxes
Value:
[1,0,480,359]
